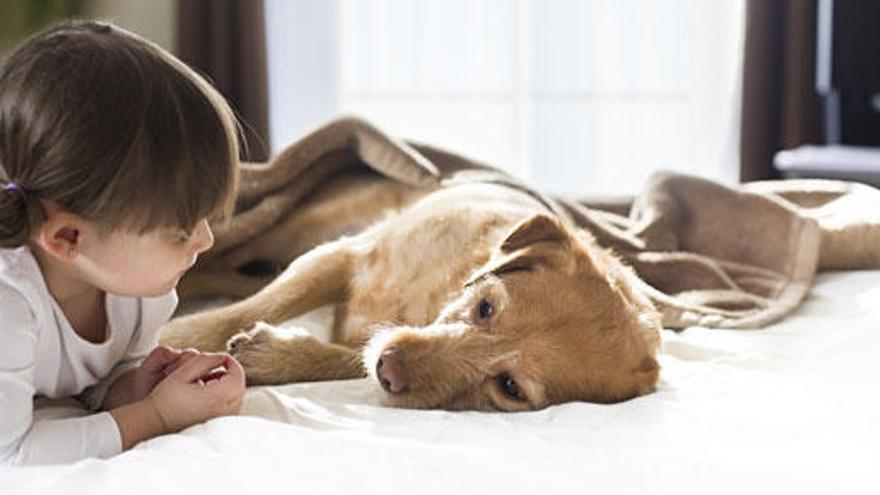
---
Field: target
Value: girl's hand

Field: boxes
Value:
[130,346,184,402]
[146,352,246,432]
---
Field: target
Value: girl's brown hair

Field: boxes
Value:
[0,20,240,248]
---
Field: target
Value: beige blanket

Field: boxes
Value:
[186,117,880,329]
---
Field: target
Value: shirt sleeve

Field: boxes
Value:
[0,286,122,466]
[79,290,180,411]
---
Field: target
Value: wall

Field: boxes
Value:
[83,0,177,53]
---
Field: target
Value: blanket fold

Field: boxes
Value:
[185,116,880,329]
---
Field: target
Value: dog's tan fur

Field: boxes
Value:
[161,179,661,411]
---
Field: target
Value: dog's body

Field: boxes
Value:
[161,175,662,411]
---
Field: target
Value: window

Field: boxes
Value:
[266,0,745,195]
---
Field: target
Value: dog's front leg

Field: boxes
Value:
[160,238,360,352]
[227,322,364,384]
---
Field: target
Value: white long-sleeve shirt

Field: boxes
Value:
[0,246,177,465]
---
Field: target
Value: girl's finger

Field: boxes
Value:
[167,353,230,383]
[204,355,244,388]
[160,349,199,376]
[142,346,180,373]
[198,367,228,383]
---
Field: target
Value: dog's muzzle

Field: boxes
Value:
[376,349,410,394]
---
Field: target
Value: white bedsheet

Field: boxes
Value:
[3,270,879,494]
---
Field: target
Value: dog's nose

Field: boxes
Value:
[376,349,410,394]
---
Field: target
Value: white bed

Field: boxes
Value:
[3,269,879,494]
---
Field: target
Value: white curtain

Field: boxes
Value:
[267,0,746,195]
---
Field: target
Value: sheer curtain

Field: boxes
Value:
[266,0,745,195]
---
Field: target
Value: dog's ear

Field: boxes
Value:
[500,213,607,277]
[466,214,571,287]
[464,253,537,287]
[500,214,570,253]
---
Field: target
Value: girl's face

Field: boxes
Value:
[74,218,214,297]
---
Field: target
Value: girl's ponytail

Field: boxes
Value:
[0,173,42,248]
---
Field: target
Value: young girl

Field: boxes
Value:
[0,21,246,465]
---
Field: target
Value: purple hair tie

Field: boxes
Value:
[3,182,27,200]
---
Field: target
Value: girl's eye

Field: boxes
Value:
[476,298,494,321]
[496,373,525,401]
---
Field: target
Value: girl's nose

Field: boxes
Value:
[192,219,214,254]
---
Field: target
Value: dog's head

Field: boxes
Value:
[364,213,661,411]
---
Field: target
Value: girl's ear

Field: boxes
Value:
[34,203,83,261]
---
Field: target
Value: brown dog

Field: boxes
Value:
[161,179,662,411]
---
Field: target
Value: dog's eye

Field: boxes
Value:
[496,373,525,401]
[476,298,494,320]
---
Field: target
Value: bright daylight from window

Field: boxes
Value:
[266,0,745,196]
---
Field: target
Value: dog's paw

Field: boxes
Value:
[228,322,274,352]
[227,322,316,385]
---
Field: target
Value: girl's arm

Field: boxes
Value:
[0,288,124,465]
[109,399,168,450]
[100,368,138,410]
